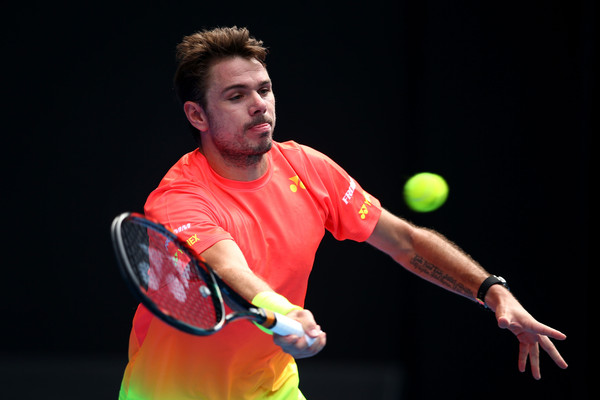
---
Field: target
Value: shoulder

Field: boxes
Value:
[161,149,204,180]
[145,149,214,208]
[275,140,323,155]
[273,140,335,167]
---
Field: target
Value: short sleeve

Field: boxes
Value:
[144,182,233,256]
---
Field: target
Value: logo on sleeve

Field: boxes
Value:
[358,193,373,220]
[173,223,191,234]
[185,233,200,247]
[342,179,357,204]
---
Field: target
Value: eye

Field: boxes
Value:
[259,87,272,97]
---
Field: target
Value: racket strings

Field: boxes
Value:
[121,220,223,331]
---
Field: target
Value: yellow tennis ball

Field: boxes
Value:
[403,172,449,212]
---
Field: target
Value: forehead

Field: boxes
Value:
[208,57,270,91]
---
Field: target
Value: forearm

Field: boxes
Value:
[367,208,489,301]
[406,227,489,300]
[201,239,273,301]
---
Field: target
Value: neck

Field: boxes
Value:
[199,146,269,181]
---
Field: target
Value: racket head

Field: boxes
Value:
[111,212,226,336]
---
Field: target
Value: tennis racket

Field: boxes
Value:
[111,212,315,345]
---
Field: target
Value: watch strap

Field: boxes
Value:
[476,275,508,308]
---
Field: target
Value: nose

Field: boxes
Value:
[249,91,267,116]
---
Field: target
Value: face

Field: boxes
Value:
[201,57,276,166]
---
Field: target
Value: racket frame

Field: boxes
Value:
[111,212,227,336]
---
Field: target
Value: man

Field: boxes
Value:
[118,26,567,399]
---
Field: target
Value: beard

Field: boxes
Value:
[210,114,276,168]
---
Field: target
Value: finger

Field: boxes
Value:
[310,331,326,351]
[531,323,567,341]
[289,333,327,359]
[274,330,325,351]
[507,315,566,340]
[273,333,300,348]
[307,325,323,339]
[518,342,529,373]
[539,335,569,369]
[530,341,541,380]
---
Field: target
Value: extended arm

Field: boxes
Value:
[366,209,488,299]
[366,208,568,379]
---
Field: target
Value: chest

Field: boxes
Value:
[211,170,327,289]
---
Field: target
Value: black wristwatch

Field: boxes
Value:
[476,275,509,309]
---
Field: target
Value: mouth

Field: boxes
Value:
[247,122,272,134]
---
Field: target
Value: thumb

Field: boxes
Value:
[494,302,514,330]
[497,315,510,329]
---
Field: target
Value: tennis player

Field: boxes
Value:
[118,26,568,400]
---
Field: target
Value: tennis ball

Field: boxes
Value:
[403,172,449,212]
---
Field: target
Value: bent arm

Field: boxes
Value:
[200,239,272,301]
[201,239,326,356]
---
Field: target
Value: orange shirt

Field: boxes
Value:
[119,141,382,399]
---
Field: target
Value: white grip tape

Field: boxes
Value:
[271,312,317,347]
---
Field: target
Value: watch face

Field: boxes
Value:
[494,276,509,291]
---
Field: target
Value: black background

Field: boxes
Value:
[2,1,591,399]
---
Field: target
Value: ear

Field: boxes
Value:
[183,101,209,132]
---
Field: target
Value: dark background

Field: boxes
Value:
[2,1,591,399]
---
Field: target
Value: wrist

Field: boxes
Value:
[252,291,302,315]
[482,283,512,312]
[476,275,509,311]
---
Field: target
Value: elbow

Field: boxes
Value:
[367,213,417,264]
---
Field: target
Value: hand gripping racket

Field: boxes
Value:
[111,212,315,345]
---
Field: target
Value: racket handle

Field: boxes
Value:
[271,312,317,347]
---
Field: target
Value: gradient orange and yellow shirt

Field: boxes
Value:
[119,141,382,399]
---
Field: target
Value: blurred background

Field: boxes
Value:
[2,1,591,399]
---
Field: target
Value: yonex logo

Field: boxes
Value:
[186,233,199,247]
[359,194,373,220]
[289,176,306,192]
